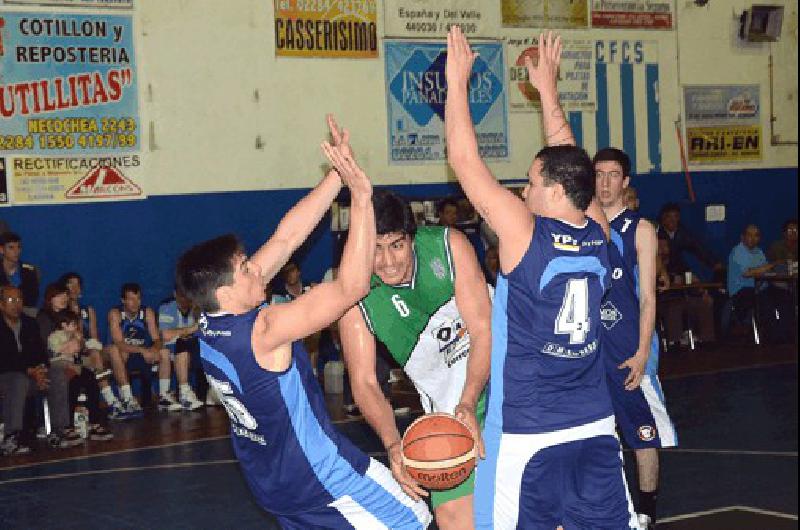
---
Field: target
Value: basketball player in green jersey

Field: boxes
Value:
[339,188,492,530]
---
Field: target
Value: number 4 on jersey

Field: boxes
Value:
[555,278,590,344]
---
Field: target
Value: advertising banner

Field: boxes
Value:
[385,40,508,164]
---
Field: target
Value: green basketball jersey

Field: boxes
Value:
[359,226,477,415]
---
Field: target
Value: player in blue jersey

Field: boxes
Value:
[175,117,430,530]
[445,27,640,529]
[595,147,677,530]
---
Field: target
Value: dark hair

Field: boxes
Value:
[1,231,21,245]
[437,197,459,215]
[42,282,68,314]
[120,283,141,298]
[659,202,681,218]
[782,218,798,233]
[592,147,631,177]
[176,234,243,313]
[58,272,83,289]
[534,145,595,211]
[742,224,760,236]
[373,190,417,237]
[54,310,80,329]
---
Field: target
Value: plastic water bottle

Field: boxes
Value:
[74,393,89,439]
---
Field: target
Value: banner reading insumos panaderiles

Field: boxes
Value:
[384,40,508,164]
[274,0,378,58]
[507,36,595,113]
[0,11,142,203]
[684,85,761,163]
[384,0,490,38]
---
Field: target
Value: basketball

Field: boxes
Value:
[401,413,476,491]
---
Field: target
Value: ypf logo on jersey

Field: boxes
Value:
[552,233,580,252]
[601,300,623,330]
[66,165,142,199]
[638,425,657,442]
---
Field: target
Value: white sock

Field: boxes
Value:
[159,379,171,397]
[179,384,192,398]
[120,385,133,402]
[101,386,117,406]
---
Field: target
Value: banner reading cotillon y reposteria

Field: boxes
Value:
[274,0,378,58]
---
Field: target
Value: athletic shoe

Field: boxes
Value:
[158,393,182,412]
[393,406,411,416]
[343,404,362,419]
[123,399,145,418]
[108,402,130,421]
[180,389,204,411]
[1,433,31,456]
[49,429,82,449]
[638,513,654,530]
[205,388,221,407]
[93,368,112,381]
[89,424,114,441]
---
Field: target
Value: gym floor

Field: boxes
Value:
[1,342,796,529]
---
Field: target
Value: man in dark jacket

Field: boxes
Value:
[0,285,48,455]
[657,203,722,276]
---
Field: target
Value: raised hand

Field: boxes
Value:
[524,31,562,98]
[445,25,479,89]
[321,141,371,200]
[326,114,353,159]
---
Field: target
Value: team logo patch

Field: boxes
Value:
[430,257,446,280]
[551,233,580,252]
[600,300,623,330]
[638,425,657,442]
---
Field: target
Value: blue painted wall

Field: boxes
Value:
[2,166,796,341]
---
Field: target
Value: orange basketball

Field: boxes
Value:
[401,413,476,491]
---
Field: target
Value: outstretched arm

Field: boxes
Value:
[445,26,533,270]
[251,115,350,282]
[255,145,375,360]
[525,32,575,147]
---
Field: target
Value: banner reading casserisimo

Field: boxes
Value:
[684,85,761,163]
[502,0,588,29]
[274,0,378,58]
[385,40,508,164]
[507,36,595,113]
[384,0,489,37]
[591,0,673,29]
[0,12,142,203]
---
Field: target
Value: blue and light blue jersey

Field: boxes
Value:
[119,306,153,349]
[487,216,613,435]
[602,209,659,374]
[197,307,374,516]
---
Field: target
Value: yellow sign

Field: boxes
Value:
[11,156,144,204]
[502,0,588,28]
[274,0,378,58]
[687,126,762,163]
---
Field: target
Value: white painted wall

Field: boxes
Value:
[135,0,798,195]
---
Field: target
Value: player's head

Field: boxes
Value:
[372,190,417,286]
[524,145,595,215]
[177,234,264,314]
[741,224,761,250]
[437,197,459,227]
[623,186,639,212]
[0,232,22,264]
[281,261,301,287]
[593,148,631,209]
[59,272,83,301]
[120,283,143,314]
[659,203,681,233]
